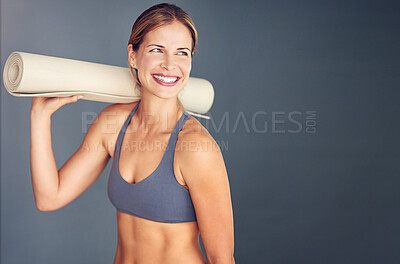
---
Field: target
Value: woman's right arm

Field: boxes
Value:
[30,95,112,211]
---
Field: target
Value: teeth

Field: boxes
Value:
[153,74,178,83]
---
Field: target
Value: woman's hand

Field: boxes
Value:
[31,95,84,117]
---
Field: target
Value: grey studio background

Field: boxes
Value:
[1,0,400,263]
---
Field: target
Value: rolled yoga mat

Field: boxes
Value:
[3,51,214,116]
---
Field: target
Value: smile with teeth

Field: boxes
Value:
[152,74,179,84]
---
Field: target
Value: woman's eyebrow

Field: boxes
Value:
[146,44,190,51]
[146,44,164,48]
[177,47,191,52]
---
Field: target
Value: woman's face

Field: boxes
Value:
[128,21,193,100]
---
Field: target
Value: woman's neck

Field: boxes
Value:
[135,93,183,134]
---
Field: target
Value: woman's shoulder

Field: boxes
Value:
[177,114,221,154]
[99,101,139,117]
[89,102,137,136]
[89,102,139,157]
[176,115,226,183]
[180,115,211,139]
[96,102,139,127]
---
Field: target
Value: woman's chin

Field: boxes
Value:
[145,89,180,100]
[154,87,183,99]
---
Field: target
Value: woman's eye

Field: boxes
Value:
[151,48,162,53]
[177,51,188,56]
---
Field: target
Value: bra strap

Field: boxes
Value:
[163,112,190,164]
[115,101,140,159]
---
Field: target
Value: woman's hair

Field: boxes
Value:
[128,3,198,112]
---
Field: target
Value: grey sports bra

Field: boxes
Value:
[107,100,197,223]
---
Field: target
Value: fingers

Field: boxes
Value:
[59,95,84,107]
[66,95,84,103]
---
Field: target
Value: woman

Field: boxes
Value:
[30,3,235,264]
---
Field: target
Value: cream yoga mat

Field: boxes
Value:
[3,51,214,117]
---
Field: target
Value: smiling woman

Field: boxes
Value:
[127,3,198,112]
[128,21,193,100]
[30,3,235,264]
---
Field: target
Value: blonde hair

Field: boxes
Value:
[128,3,198,112]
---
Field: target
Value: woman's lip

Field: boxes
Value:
[152,73,180,78]
[152,74,180,86]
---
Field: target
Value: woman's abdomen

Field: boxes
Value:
[113,210,206,264]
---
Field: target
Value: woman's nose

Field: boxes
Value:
[160,54,176,71]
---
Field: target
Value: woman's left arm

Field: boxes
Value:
[179,132,235,264]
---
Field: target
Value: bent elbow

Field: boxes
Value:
[36,203,51,212]
[35,200,58,212]
[207,254,235,264]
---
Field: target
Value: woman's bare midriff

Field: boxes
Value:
[113,211,206,264]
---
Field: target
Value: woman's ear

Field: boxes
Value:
[127,44,137,69]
